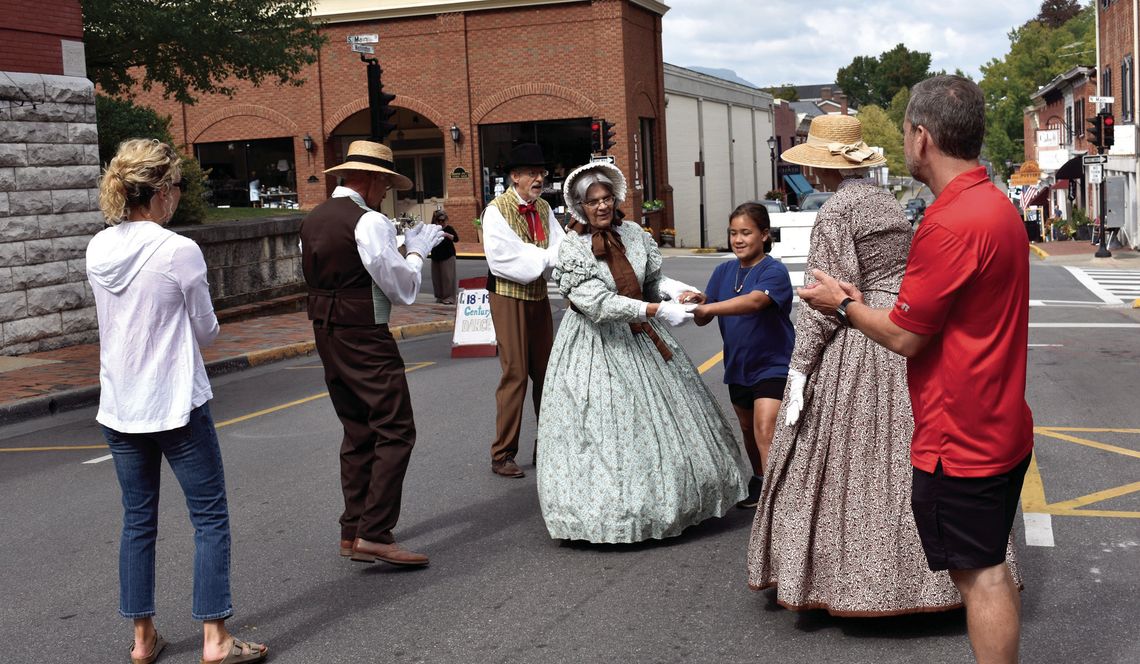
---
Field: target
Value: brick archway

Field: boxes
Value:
[471,83,601,123]
[188,105,299,142]
[325,95,446,136]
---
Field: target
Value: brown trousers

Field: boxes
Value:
[431,256,457,303]
[313,323,415,544]
[489,292,553,462]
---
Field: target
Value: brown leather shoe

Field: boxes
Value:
[339,539,354,557]
[350,538,429,567]
[491,458,525,478]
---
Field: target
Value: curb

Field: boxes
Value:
[1134,298,1140,309]
[691,247,720,254]
[0,320,455,427]
[1028,244,1050,259]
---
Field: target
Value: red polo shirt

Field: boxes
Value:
[890,167,1034,477]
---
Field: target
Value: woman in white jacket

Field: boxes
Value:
[88,139,266,664]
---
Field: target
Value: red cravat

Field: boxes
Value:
[518,202,546,243]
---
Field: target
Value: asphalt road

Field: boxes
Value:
[1,255,1137,663]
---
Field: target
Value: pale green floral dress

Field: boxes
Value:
[536,222,749,543]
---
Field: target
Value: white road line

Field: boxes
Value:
[1028,344,1064,347]
[1064,266,1125,304]
[1023,512,1055,547]
[1029,323,1140,328]
[83,454,113,465]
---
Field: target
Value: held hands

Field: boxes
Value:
[797,269,863,315]
[404,222,445,259]
[659,277,703,303]
[783,369,808,426]
[654,301,698,327]
[544,243,560,269]
[677,290,706,305]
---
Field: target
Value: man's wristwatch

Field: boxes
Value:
[835,297,855,328]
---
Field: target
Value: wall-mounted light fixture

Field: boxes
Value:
[449,124,461,143]
[303,134,314,152]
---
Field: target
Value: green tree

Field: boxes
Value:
[762,84,799,101]
[858,104,908,177]
[887,86,910,132]
[978,5,1094,175]
[836,45,931,107]
[83,0,326,104]
[1037,0,1082,28]
[95,95,209,225]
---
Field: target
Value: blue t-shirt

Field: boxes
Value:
[705,255,794,386]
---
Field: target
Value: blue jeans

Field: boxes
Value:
[103,403,233,621]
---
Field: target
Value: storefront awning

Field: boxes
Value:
[1055,154,1084,181]
[783,173,815,197]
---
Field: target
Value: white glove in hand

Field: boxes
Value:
[545,244,560,269]
[659,276,700,301]
[783,369,808,426]
[654,301,697,327]
[404,223,444,258]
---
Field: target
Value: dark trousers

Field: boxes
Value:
[431,256,457,303]
[488,293,553,462]
[313,323,415,544]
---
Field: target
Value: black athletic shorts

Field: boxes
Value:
[910,452,1031,571]
[728,377,787,409]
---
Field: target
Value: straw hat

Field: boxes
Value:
[562,162,628,224]
[780,115,886,170]
[324,140,413,190]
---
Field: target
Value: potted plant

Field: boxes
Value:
[659,227,676,247]
[641,199,665,212]
[1070,208,1092,241]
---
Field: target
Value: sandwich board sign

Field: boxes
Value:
[451,276,498,358]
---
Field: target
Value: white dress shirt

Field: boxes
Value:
[483,186,565,283]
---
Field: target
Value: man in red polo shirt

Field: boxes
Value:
[800,75,1032,664]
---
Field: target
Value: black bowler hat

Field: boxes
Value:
[504,143,547,171]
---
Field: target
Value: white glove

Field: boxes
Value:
[404,222,444,258]
[654,301,697,327]
[544,243,560,269]
[659,276,700,302]
[783,369,808,426]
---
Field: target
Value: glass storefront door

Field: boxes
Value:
[394,153,445,222]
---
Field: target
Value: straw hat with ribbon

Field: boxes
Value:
[562,161,628,224]
[780,115,886,170]
[324,140,413,190]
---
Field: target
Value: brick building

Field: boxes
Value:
[137,0,672,244]
[1095,0,1139,247]
[0,0,104,354]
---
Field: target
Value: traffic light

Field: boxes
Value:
[1087,114,1103,150]
[591,119,603,153]
[602,120,617,152]
[1102,113,1115,149]
[366,63,398,141]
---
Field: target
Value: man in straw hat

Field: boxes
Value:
[482,143,566,478]
[300,140,444,567]
[799,75,1032,663]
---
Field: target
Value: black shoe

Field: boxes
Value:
[737,475,763,509]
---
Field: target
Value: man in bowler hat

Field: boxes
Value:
[300,140,443,566]
[482,143,566,477]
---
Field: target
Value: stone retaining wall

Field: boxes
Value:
[0,72,102,355]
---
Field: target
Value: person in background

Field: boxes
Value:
[301,140,444,567]
[429,209,460,305]
[798,76,1031,663]
[690,202,794,509]
[536,162,749,543]
[248,170,261,208]
[89,138,267,664]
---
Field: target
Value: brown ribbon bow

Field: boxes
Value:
[566,218,672,361]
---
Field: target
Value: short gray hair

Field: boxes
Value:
[906,74,985,160]
[572,172,617,216]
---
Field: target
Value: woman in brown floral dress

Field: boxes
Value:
[746,114,1020,615]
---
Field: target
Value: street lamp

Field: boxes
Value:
[303,134,315,152]
[766,135,777,194]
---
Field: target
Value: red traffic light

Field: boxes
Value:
[1103,115,1114,127]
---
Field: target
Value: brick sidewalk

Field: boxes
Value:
[0,302,455,422]
[1032,239,1139,258]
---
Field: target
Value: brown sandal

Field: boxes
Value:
[129,632,167,664]
[199,638,268,664]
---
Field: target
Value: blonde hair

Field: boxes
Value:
[98,139,182,225]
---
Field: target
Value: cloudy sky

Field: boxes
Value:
[661,0,1043,87]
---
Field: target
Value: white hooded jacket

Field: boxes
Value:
[86,221,219,432]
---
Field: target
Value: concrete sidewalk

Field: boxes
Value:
[0,302,456,425]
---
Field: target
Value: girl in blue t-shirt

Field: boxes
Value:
[689,202,794,508]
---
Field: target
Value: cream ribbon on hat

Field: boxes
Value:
[806,134,878,164]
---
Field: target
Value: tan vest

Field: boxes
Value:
[489,191,551,301]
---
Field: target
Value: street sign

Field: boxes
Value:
[347,34,379,44]
[590,154,616,165]
[1089,95,1115,104]
[351,43,375,55]
[1089,163,1104,184]
[1083,154,1108,165]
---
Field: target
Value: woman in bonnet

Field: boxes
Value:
[535,162,750,544]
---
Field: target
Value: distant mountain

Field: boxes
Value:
[686,66,757,88]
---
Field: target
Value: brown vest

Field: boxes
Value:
[300,196,387,326]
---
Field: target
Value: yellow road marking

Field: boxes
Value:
[697,351,723,375]
[1020,452,1048,512]
[1038,427,1140,434]
[1025,427,1140,519]
[1047,481,1140,511]
[1034,428,1140,460]
[0,362,435,453]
